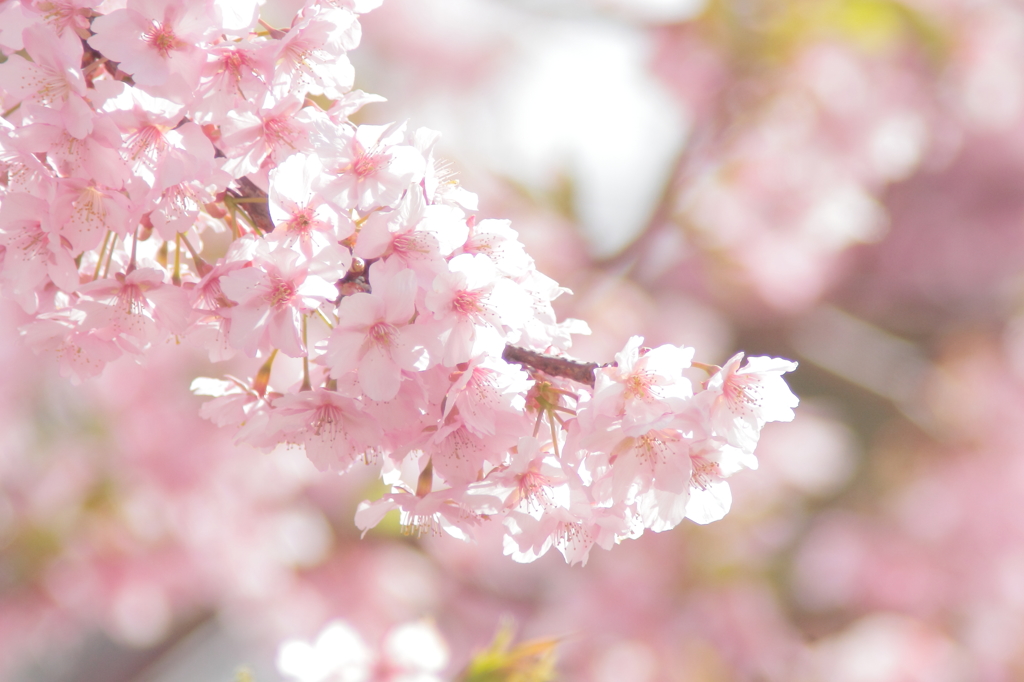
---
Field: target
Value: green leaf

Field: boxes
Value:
[457,619,560,682]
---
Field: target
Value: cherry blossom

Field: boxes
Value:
[424,252,531,366]
[218,95,321,177]
[267,152,354,259]
[0,23,91,137]
[0,0,797,574]
[190,38,273,123]
[219,241,347,358]
[702,353,800,451]
[321,122,426,212]
[589,335,695,429]
[76,266,191,353]
[271,5,359,101]
[266,388,382,473]
[0,191,78,312]
[319,259,433,401]
[354,188,466,280]
[87,0,212,90]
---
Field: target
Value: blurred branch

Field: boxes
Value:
[791,305,937,434]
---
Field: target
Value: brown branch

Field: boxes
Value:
[227,177,275,234]
[502,344,604,387]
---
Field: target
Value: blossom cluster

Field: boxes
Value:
[0,0,797,564]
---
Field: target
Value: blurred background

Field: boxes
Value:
[5,0,1024,679]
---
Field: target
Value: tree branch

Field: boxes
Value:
[227,177,275,234]
[502,344,604,387]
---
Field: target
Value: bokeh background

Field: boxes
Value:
[5,0,1024,679]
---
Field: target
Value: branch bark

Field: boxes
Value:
[227,177,275,235]
[502,344,603,387]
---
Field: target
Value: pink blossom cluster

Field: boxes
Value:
[0,0,797,564]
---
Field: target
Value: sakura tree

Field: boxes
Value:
[0,0,797,574]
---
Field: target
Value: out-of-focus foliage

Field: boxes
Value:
[457,622,558,682]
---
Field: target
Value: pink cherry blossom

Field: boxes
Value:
[267,388,382,473]
[0,0,803,589]
[424,253,531,366]
[470,436,571,514]
[218,96,321,177]
[219,242,347,358]
[355,479,484,541]
[77,266,191,353]
[590,335,695,429]
[426,415,502,485]
[457,218,532,279]
[319,259,433,401]
[51,178,131,254]
[0,23,91,137]
[87,0,212,90]
[321,123,426,212]
[271,6,359,101]
[267,152,355,260]
[0,191,78,312]
[34,0,97,36]
[20,307,122,383]
[442,355,533,438]
[13,104,129,189]
[703,353,799,451]
[189,38,273,123]
[354,188,466,280]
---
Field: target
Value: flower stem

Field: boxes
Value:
[126,226,139,274]
[178,233,210,276]
[93,230,112,281]
[172,233,182,285]
[253,349,278,398]
[101,233,117,279]
[300,316,311,392]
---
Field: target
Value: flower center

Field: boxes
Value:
[690,457,721,491]
[263,115,296,146]
[284,208,314,235]
[311,404,342,437]
[220,48,253,82]
[453,290,482,316]
[400,510,442,538]
[635,433,668,465]
[266,279,295,307]
[197,277,228,310]
[624,372,654,401]
[117,283,146,316]
[555,521,591,551]
[516,469,551,511]
[144,22,183,58]
[127,125,167,162]
[160,183,198,219]
[34,70,70,105]
[392,232,429,256]
[352,152,388,178]
[368,321,395,348]
[724,374,762,409]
